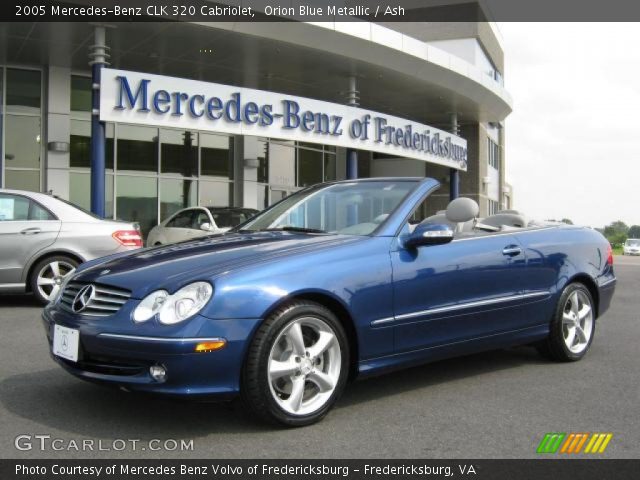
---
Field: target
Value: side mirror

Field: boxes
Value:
[404,223,454,249]
[200,222,213,231]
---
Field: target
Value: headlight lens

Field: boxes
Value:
[133,290,169,323]
[158,282,213,325]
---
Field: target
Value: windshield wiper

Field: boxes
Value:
[265,226,327,234]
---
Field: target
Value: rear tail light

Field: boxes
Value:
[607,244,614,266]
[113,230,143,247]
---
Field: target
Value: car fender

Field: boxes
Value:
[199,236,397,359]
[21,246,87,284]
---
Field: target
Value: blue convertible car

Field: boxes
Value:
[42,178,616,426]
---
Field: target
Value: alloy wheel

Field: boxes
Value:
[267,317,341,416]
[562,290,594,354]
[36,260,76,302]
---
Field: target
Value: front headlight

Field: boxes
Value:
[133,290,169,322]
[157,282,213,325]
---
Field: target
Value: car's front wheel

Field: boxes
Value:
[241,300,349,427]
[537,283,595,361]
[30,255,78,304]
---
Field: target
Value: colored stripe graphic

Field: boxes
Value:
[560,433,589,453]
[537,433,566,453]
[585,433,613,454]
[539,433,613,454]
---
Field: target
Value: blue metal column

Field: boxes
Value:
[346,76,359,226]
[346,150,358,179]
[89,26,109,217]
[346,76,359,180]
[449,112,460,201]
[449,168,459,201]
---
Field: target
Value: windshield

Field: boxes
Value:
[237,180,418,236]
[209,209,258,228]
[626,239,640,247]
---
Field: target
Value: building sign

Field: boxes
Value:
[100,68,467,170]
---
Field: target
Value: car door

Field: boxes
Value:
[0,193,61,286]
[190,209,214,238]
[163,209,198,243]
[389,229,528,353]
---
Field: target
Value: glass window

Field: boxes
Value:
[166,209,195,228]
[161,129,198,176]
[116,176,158,236]
[209,209,256,229]
[70,120,114,169]
[200,181,230,207]
[258,184,269,209]
[160,178,197,221]
[4,169,40,192]
[488,138,500,170]
[357,154,371,178]
[71,76,92,112]
[6,69,41,112]
[201,133,232,178]
[69,172,114,217]
[408,197,430,225]
[0,194,30,221]
[30,201,55,220]
[267,141,295,186]
[117,125,158,172]
[5,115,41,169]
[324,153,336,181]
[192,210,211,230]
[297,148,323,187]
[242,180,418,235]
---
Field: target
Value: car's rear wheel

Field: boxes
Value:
[241,300,349,427]
[30,255,78,304]
[537,283,595,361]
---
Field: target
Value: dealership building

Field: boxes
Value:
[0,18,512,236]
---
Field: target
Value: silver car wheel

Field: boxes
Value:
[36,260,76,301]
[562,290,594,354]
[268,316,341,416]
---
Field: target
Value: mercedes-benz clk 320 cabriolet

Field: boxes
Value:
[42,178,616,426]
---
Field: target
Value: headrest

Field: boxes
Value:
[446,197,480,223]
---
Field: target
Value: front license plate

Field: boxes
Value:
[52,324,80,362]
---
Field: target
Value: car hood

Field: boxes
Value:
[73,232,364,298]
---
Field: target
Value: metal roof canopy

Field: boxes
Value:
[0,21,511,129]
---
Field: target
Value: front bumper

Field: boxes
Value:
[624,250,640,255]
[42,305,261,398]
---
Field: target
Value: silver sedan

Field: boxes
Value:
[0,189,142,303]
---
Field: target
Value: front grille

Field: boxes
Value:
[59,281,131,317]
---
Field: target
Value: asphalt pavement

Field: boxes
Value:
[1,256,638,459]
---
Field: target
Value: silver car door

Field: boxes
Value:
[164,209,196,243]
[0,194,61,285]
[189,209,213,238]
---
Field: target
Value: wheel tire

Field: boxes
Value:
[240,300,349,427]
[30,255,79,305]
[537,283,596,362]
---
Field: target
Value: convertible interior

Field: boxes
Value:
[412,197,547,238]
[333,197,548,237]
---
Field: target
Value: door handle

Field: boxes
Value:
[20,227,42,235]
[502,245,522,256]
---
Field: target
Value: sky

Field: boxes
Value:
[498,23,640,229]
